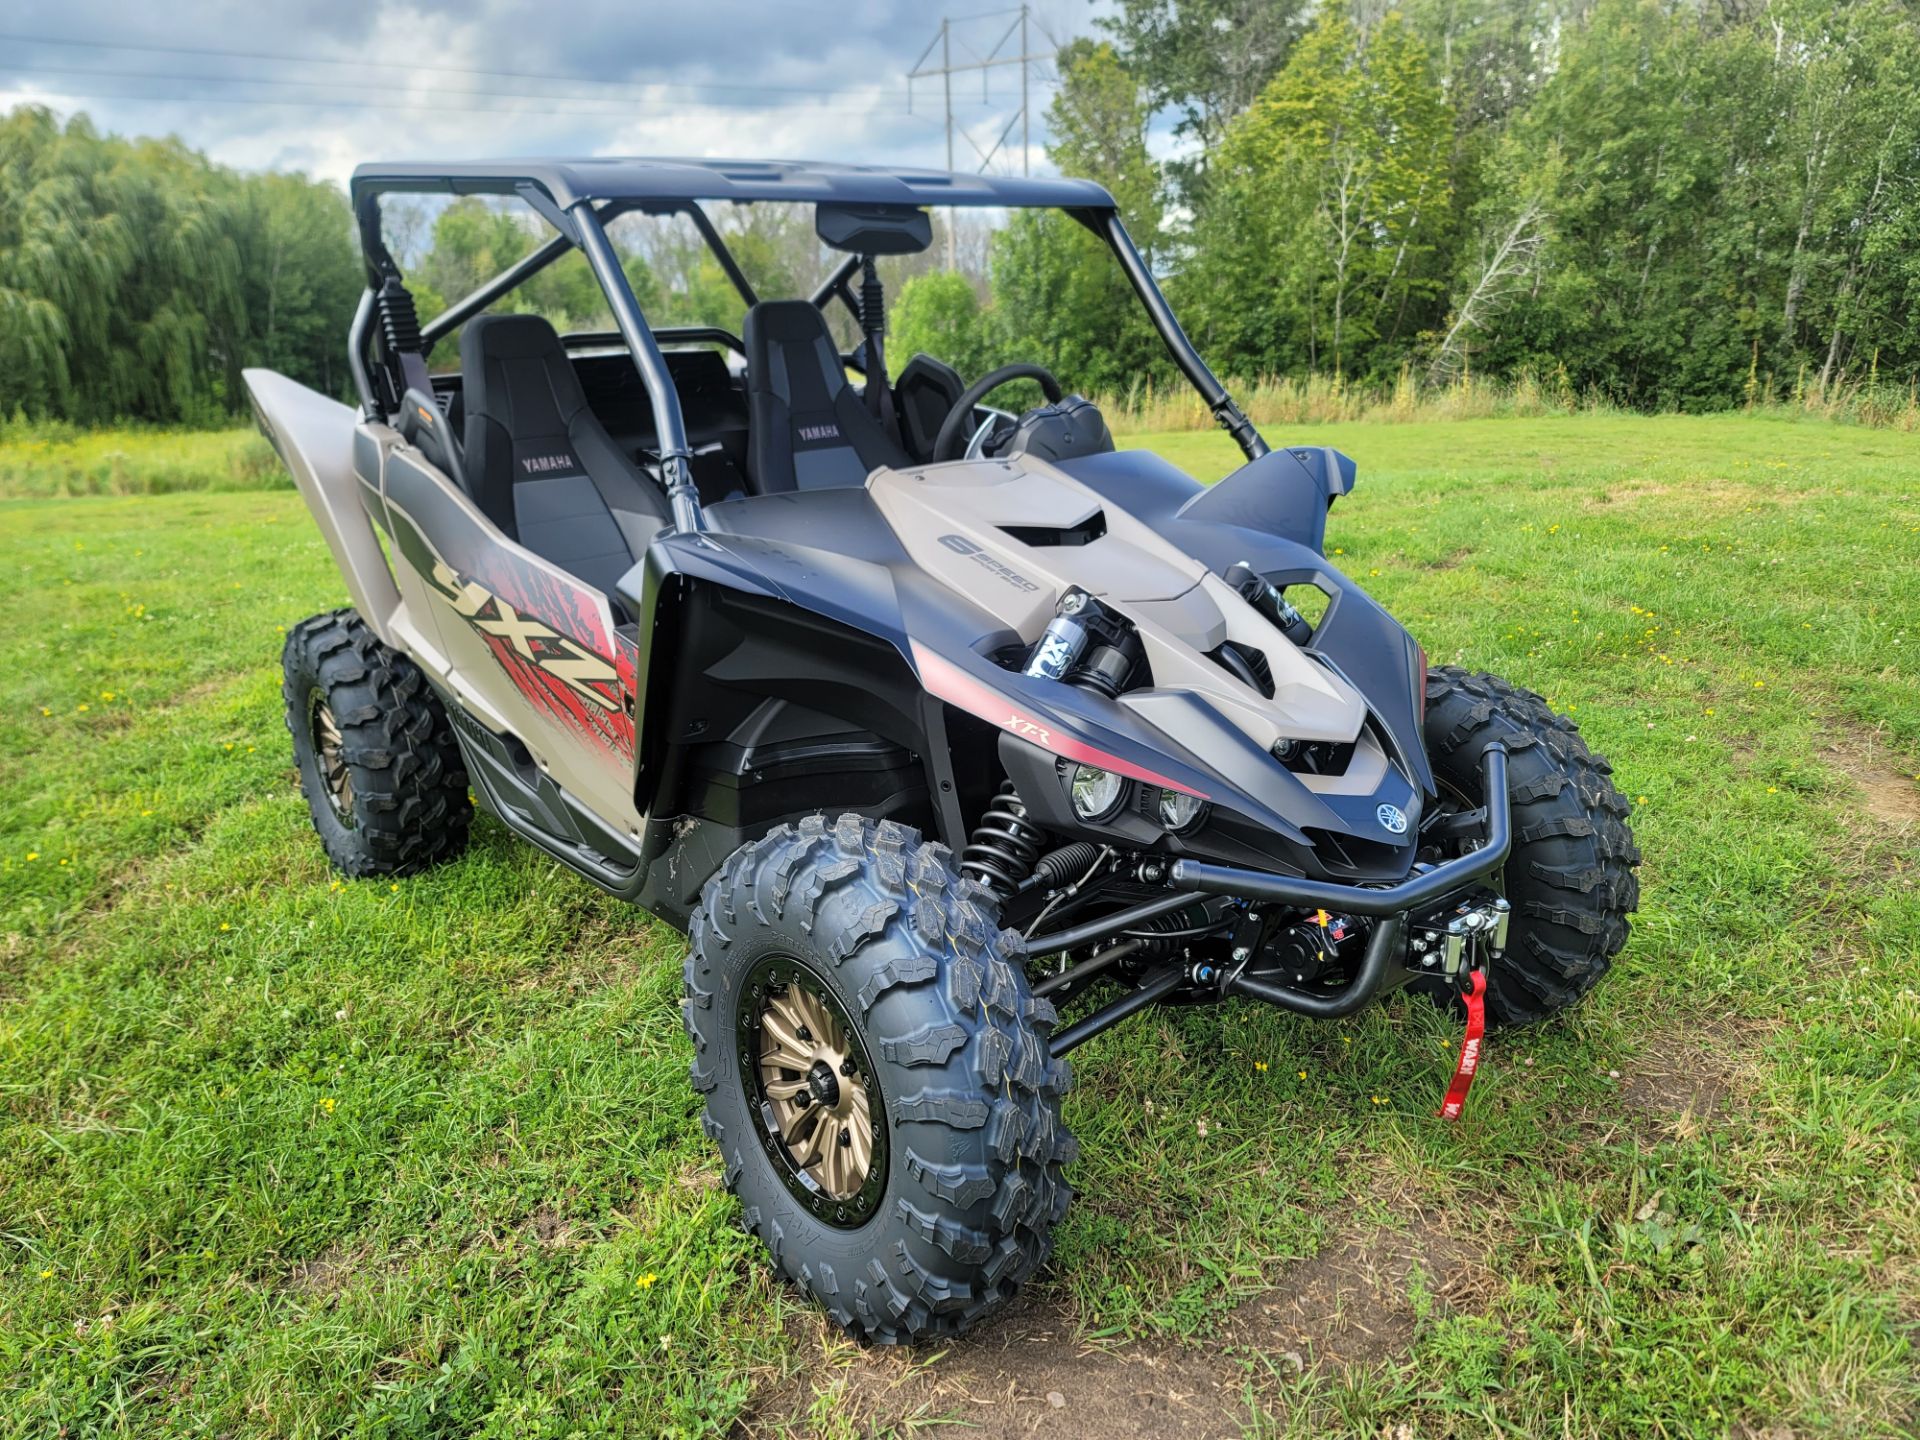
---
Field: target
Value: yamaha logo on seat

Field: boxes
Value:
[796,423,841,443]
[519,453,574,474]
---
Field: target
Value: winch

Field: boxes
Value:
[1410,893,1512,976]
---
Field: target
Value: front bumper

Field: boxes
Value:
[1168,743,1511,916]
[1179,743,1509,1019]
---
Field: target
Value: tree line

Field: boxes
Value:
[0,106,361,425]
[4,0,1918,424]
[905,0,1920,411]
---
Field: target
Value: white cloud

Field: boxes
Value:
[0,0,1100,186]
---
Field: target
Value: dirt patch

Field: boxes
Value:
[739,1221,1484,1439]
[1820,734,1920,829]
[1422,547,1473,571]
[1218,1220,1488,1373]
[1851,766,1920,826]
[1615,1017,1758,1130]
[155,670,253,714]
[1582,479,1806,515]
[287,1242,363,1299]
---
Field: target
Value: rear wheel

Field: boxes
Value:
[1422,667,1640,1025]
[283,609,472,878]
[684,815,1072,1343]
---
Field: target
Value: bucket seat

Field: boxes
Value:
[742,300,909,494]
[460,313,669,595]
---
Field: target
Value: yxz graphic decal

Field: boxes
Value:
[426,560,634,760]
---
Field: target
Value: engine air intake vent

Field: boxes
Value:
[999,512,1106,547]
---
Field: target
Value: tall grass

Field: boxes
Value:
[1098,367,1613,432]
[1099,364,1920,433]
[1744,351,1920,431]
[0,419,282,498]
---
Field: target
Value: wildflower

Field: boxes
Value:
[1753,680,1764,689]
[223,743,233,751]
[219,922,230,931]
[1254,1060,1269,1073]
[319,1097,337,1114]
[1767,786,1778,794]
[1297,1069,1308,1079]
[389,883,399,892]
[77,703,89,712]
[1196,1119,1209,1137]
[141,809,152,817]
[26,852,38,861]
[1636,796,1648,805]
[100,691,113,701]
[39,1269,52,1279]
[40,707,50,717]
[1341,1035,1352,1045]
[1370,1095,1388,1106]
[635,1273,658,1290]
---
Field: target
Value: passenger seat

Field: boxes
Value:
[742,300,910,494]
[459,313,670,596]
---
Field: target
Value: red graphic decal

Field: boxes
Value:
[911,642,1206,798]
[430,559,634,761]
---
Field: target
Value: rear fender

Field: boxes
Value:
[242,368,402,645]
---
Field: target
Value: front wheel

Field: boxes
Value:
[683,815,1072,1344]
[1422,667,1640,1025]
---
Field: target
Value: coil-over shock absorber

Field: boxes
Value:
[961,780,1045,897]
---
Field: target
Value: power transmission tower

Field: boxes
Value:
[907,4,1049,268]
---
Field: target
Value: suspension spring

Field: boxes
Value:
[961,781,1045,897]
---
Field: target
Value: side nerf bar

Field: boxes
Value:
[1168,744,1511,917]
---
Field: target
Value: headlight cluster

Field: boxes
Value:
[1066,764,1208,834]
[1068,764,1126,821]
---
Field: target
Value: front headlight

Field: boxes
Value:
[1158,788,1207,832]
[1068,764,1126,821]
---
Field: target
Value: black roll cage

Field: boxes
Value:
[347,170,1269,537]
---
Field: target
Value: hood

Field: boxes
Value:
[870,456,1388,803]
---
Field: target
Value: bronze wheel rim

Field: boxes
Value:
[737,957,887,1226]
[308,689,355,825]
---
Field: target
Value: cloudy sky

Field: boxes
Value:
[0,0,1104,186]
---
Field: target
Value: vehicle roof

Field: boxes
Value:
[348,157,1116,213]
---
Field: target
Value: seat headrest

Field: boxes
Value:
[462,311,568,358]
[743,300,848,402]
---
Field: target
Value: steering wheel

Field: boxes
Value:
[932,363,1066,463]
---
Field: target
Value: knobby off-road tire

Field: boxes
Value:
[1423,666,1640,1025]
[282,608,472,878]
[684,814,1073,1344]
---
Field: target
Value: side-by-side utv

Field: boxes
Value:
[246,157,1638,1344]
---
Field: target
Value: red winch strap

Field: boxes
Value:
[1437,969,1487,1121]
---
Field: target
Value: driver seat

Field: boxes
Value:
[742,300,909,494]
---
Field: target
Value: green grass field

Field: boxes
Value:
[1,414,1915,1438]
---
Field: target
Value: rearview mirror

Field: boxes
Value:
[815,203,932,256]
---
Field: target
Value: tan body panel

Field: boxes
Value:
[242,369,402,647]
[374,446,646,843]
[869,457,1370,764]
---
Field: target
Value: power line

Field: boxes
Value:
[0,30,900,100]
[908,3,1052,266]
[2,62,912,117]
[4,80,943,125]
